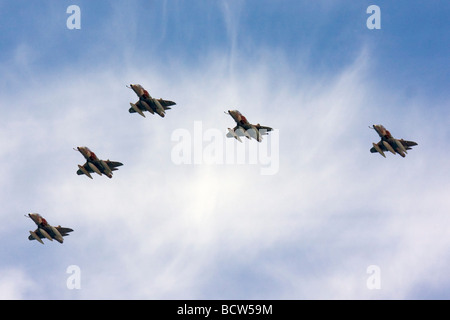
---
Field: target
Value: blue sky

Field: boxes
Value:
[0,1,449,300]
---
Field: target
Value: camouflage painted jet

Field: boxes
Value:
[127,84,176,118]
[369,125,418,158]
[27,213,73,244]
[225,110,273,142]
[75,146,123,179]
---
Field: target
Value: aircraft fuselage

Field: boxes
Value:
[28,213,47,227]
[77,146,99,162]
[373,124,393,141]
[228,110,251,129]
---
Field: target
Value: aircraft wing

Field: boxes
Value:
[226,126,273,140]
[370,139,417,153]
[28,227,73,242]
[76,161,122,173]
[129,99,174,110]
[77,161,122,179]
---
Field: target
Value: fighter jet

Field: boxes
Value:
[127,84,176,118]
[225,110,273,142]
[75,146,123,179]
[27,213,73,244]
[369,125,418,158]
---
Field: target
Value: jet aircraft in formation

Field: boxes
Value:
[127,84,176,118]
[225,109,273,142]
[26,85,420,245]
[369,124,418,158]
[75,146,123,179]
[27,213,73,244]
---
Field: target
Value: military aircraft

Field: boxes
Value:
[127,84,176,118]
[75,146,123,179]
[26,213,73,244]
[369,125,418,158]
[225,110,273,142]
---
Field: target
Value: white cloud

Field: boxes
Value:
[1,28,449,300]
[0,268,36,300]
